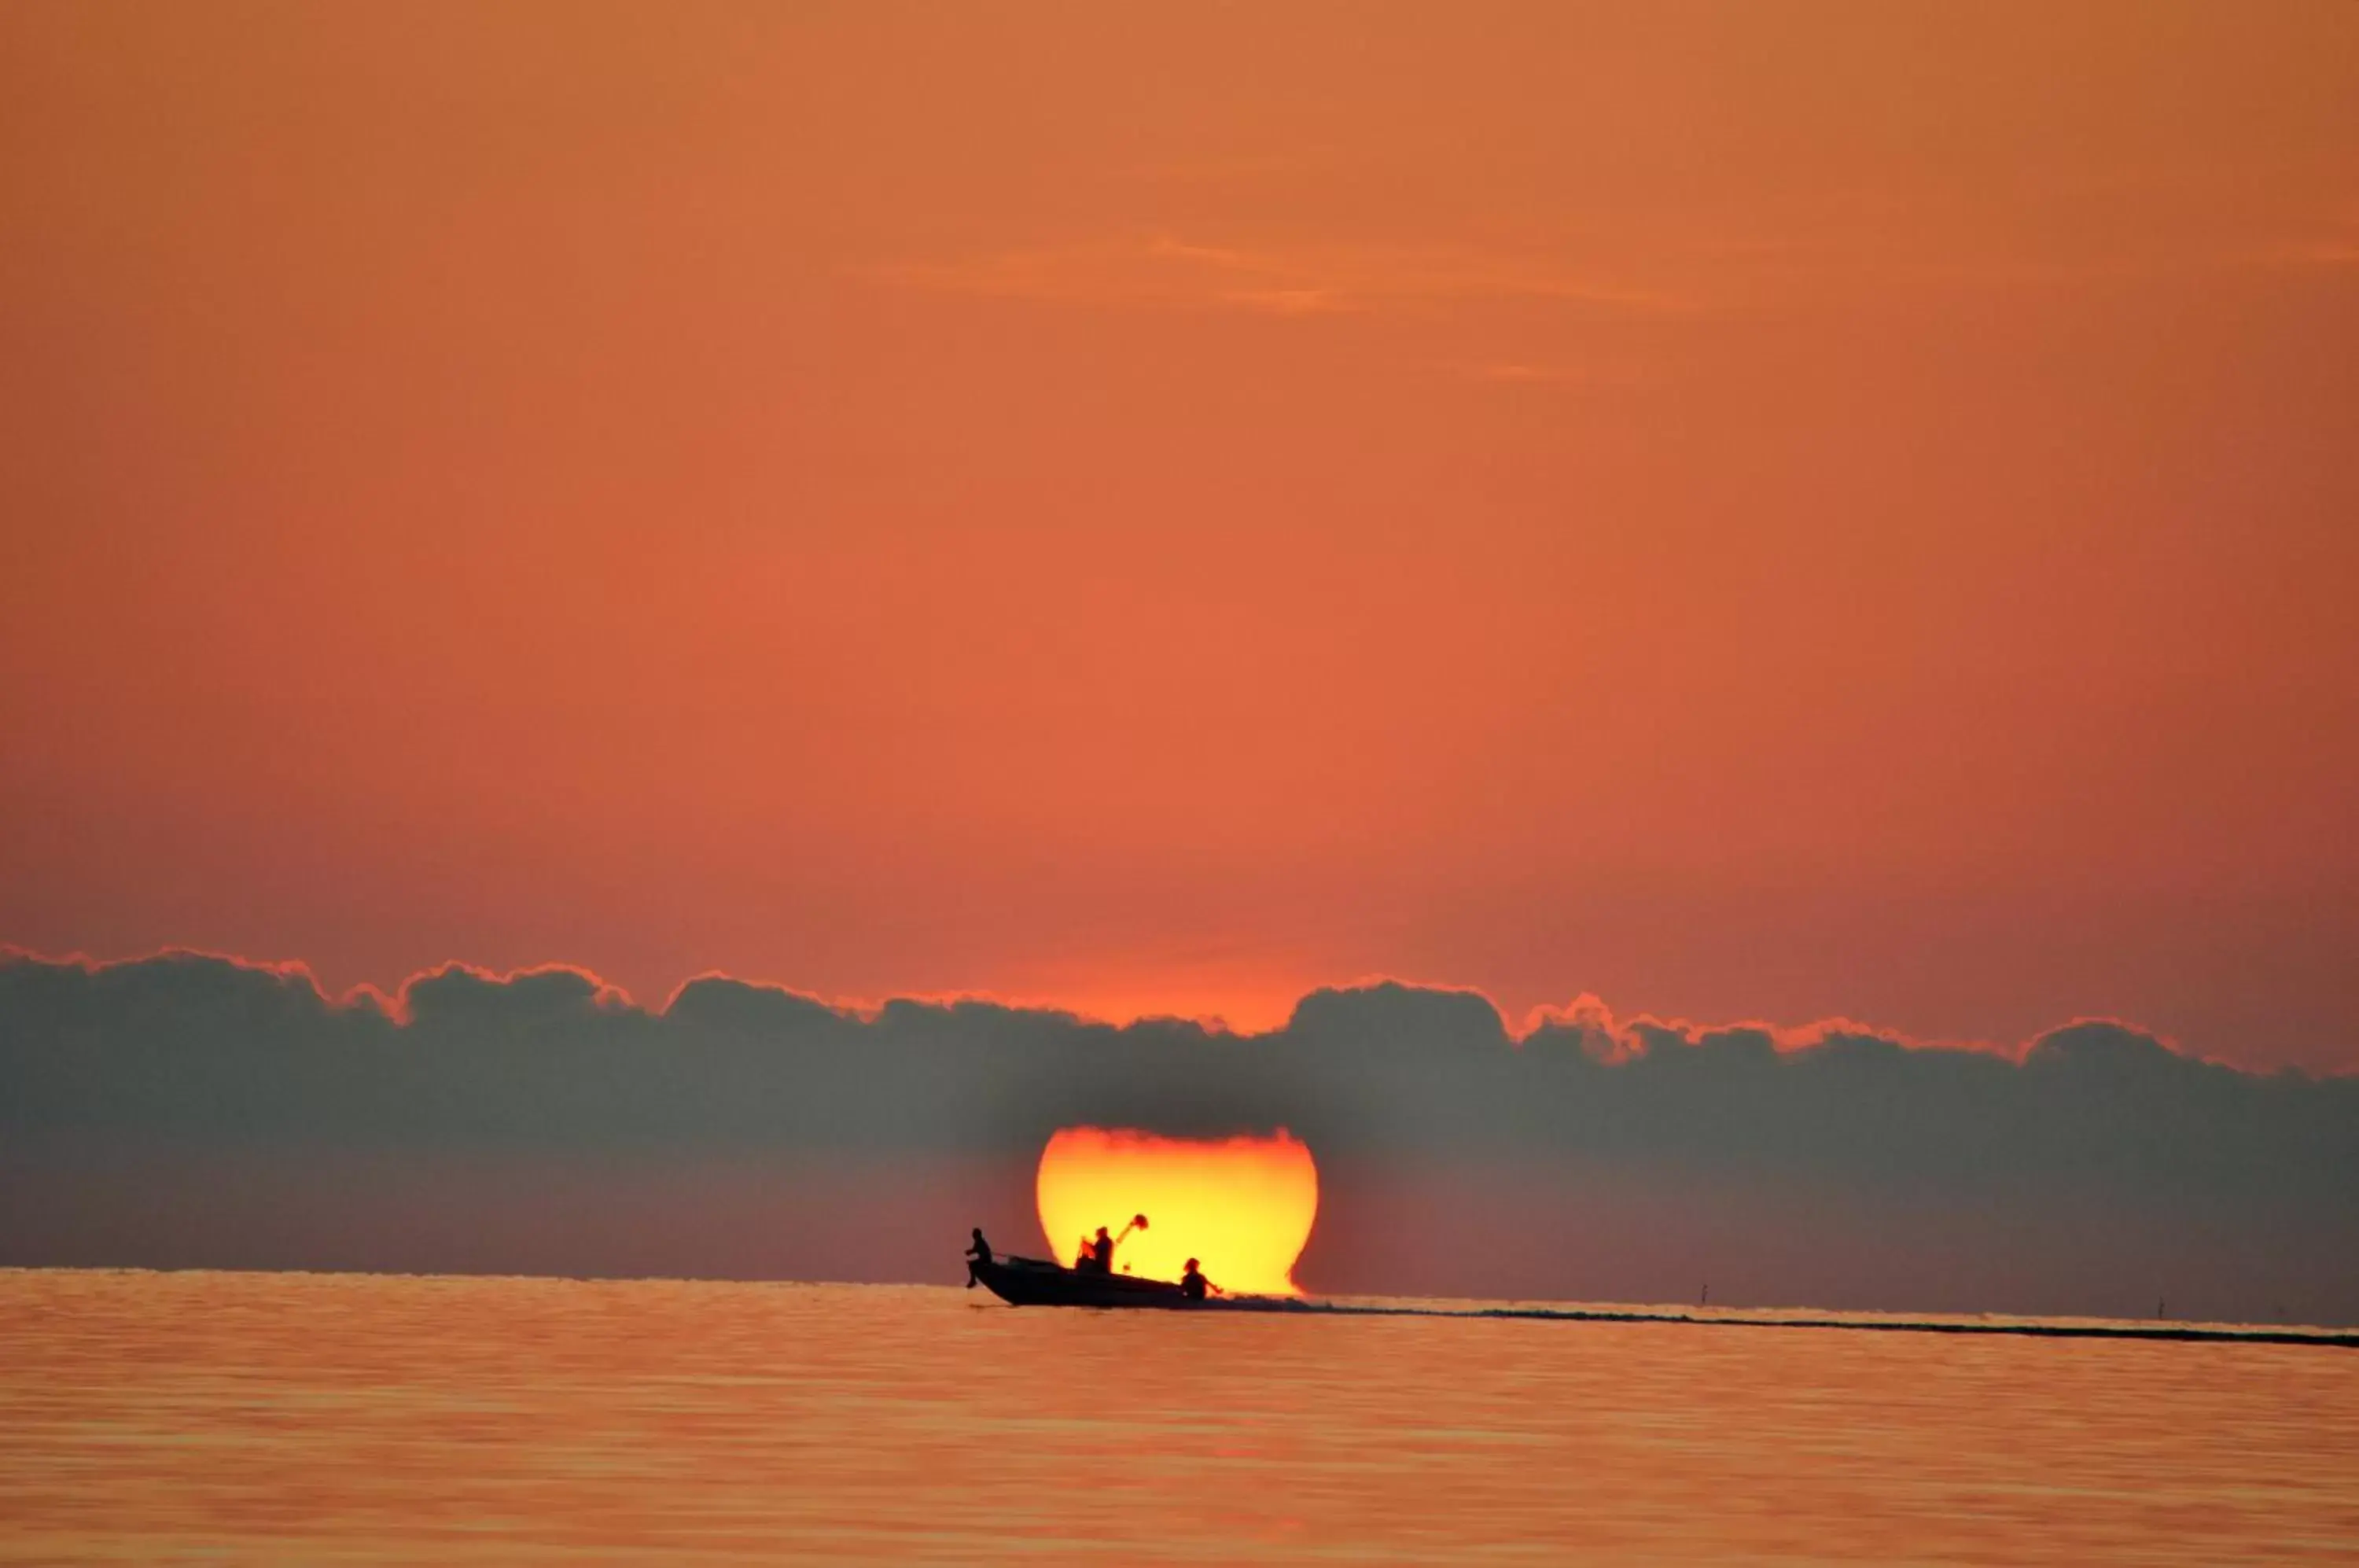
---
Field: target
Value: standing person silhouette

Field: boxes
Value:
[1180,1258,1213,1301]
[965,1228,992,1287]
[1084,1226,1115,1275]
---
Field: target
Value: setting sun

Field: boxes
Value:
[1035,1128,1319,1297]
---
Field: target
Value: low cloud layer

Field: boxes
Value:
[4,951,2353,1323]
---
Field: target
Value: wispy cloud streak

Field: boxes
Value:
[870,232,1687,316]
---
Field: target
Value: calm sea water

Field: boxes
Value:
[5,1269,2355,1564]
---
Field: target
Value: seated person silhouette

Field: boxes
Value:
[1082,1226,1115,1275]
[1180,1258,1213,1301]
[965,1228,992,1287]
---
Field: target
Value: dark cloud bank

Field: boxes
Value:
[4,951,2355,1323]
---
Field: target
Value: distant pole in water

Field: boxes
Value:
[1700,1283,1709,1307]
[2158,1297,2166,1320]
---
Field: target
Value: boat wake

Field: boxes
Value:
[1211,1296,2359,1348]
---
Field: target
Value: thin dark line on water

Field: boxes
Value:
[1206,1299,2359,1348]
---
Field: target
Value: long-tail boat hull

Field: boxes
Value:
[970,1255,1207,1309]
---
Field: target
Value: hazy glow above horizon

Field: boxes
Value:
[1036,1127,1319,1297]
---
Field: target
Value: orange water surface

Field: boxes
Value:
[4,1269,2355,1563]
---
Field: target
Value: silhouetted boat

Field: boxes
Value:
[971,1254,1214,1309]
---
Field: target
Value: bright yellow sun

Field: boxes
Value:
[1035,1126,1319,1297]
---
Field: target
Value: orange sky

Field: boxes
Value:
[4,3,2355,1067]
